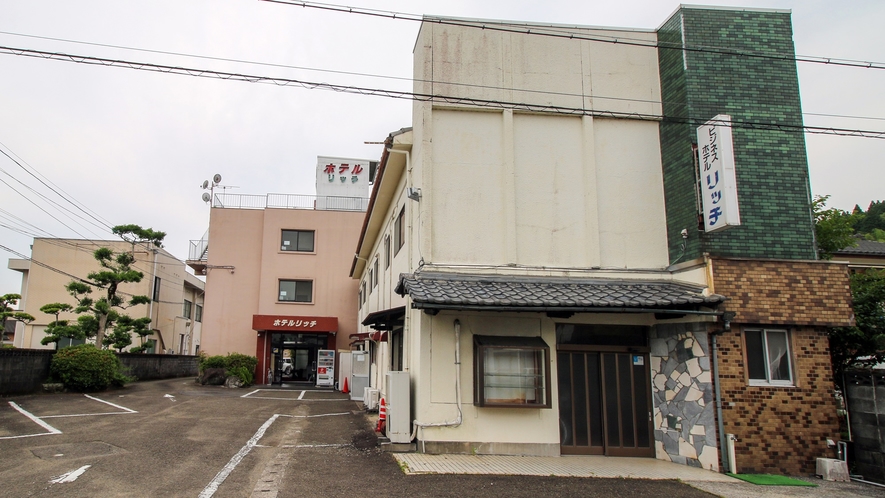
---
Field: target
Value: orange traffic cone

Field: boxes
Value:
[376,398,387,433]
[342,377,349,394]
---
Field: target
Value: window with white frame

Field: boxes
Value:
[384,235,391,269]
[474,335,551,408]
[372,258,379,288]
[278,280,313,303]
[281,229,315,252]
[745,329,793,385]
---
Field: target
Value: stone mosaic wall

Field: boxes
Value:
[650,323,719,471]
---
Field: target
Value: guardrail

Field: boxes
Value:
[212,193,369,211]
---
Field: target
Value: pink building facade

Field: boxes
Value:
[189,193,366,385]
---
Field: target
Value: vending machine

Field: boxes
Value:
[315,349,335,388]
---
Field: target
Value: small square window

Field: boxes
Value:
[278,280,313,303]
[474,335,551,408]
[281,230,315,252]
[745,329,793,386]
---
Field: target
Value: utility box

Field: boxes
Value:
[364,388,380,411]
[816,458,850,482]
[385,371,411,444]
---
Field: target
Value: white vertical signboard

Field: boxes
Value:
[697,115,740,232]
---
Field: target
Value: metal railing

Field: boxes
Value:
[188,229,209,261]
[212,193,369,212]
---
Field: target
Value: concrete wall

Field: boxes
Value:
[0,349,197,395]
[118,354,199,381]
[0,349,53,395]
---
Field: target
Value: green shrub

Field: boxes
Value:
[230,365,254,385]
[200,355,227,371]
[50,344,130,391]
[225,353,257,372]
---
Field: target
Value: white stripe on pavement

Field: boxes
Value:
[1,401,62,440]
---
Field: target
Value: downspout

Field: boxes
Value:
[711,311,735,473]
[148,246,159,349]
[387,147,412,371]
[410,318,463,442]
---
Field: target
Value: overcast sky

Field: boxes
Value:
[1,0,883,295]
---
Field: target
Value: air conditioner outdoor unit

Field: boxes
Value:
[364,388,380,411]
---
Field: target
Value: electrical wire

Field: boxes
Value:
[2,29,881,125]
[260,0,885,70]
[1,45,882,139]
[0,142,115,232]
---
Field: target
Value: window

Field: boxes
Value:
[183,299,193,319]
[384,235,391,269]
[278,280,313,303]
[153,276,161,302]
[360,282,366,306]
[372,258,379,288]
[368,269,374,294]
[358,287,364,309]
[281,230,315,252]
[474,335,551,408]
[394,206,405,255]
[195,304,203,323]
[745,329,793,385]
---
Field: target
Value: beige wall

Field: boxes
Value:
[9,238,201,352]
[352,19,717,455]
[200,207,364,357]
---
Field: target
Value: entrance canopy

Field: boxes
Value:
[361,306,405,331]
[395,272,725,316]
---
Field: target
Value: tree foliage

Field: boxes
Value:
[828,269,885,381]
[1,293,35,343]
[812,195,857,259]
[47,224,165,349]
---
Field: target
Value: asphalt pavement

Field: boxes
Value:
[1,378,882,497]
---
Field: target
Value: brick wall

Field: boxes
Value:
[710,257,851,474]
[658,7,817,263]
[716,325,840,474]
[712,258,853,327]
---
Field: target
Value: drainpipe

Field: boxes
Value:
[711,311,734,473]
[148,246,159,347]
[387,147,413,371]
[410,318,463,443]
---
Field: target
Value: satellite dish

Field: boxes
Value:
[201,180,209,189]
[202,192,211,203]
[212,174,222,184]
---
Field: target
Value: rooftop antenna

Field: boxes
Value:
[200,174,239,206]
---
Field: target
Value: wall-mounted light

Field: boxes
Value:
[407,187,422,201]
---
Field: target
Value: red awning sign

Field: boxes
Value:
[252,315,338,332]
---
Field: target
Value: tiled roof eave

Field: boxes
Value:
[408,300,724,316]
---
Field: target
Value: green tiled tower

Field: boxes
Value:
[658,6,817,262]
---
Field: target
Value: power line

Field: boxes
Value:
[0,141,115,232]
[0,31,881,124]
[260,0,885,70]
[1,45,883,140]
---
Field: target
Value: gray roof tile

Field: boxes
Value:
[395,272,725,311]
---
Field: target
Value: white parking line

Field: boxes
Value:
[1,395,137,439]
[198,414,292,498]
[1,401,62,440]
[298,391,306,400]
[240,389,260,398]
[84,394,138,413]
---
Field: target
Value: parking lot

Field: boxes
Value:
[2,378,880,498]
